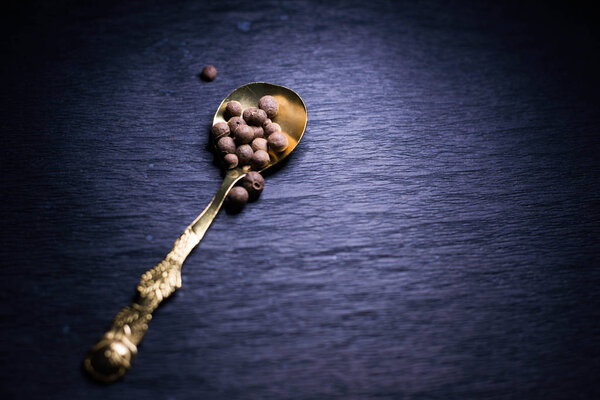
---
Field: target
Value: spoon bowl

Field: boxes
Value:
[213,82,307,171]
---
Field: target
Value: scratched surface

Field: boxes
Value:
[1,1,600,399]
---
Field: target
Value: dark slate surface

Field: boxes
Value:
[1,1,600,399]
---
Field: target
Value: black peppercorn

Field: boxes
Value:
[200,65,217,81]
[235,125,254,145]
[243,107,267,126]
[251,149,270,170]
[211,122,230,140]
[225,101,242,119]
[242,171,265,200]
[236,144,253,166]
[258,95,279,119]
[268,132,288,152]
[263,121,282,137]
[227,186,248,208]
[251,138,268,152]
[217,136,236,154]
[224,153,238,169]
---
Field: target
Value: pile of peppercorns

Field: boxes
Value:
[211,95,289,210]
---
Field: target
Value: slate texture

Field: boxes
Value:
[1,1,599,399]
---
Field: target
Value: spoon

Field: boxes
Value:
[84,82,307,383]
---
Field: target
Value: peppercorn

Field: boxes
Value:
[250,126,263,139]
[200,65,217,81]
[227,186,248,209]
[251,137,268,152]
[243,107,267,126]
[262,118,272,129]
[268,132,288,152]
[235,125,254,145]
[236,144,253,166]
[242,171,265,200]
[211,122,230,141]
[217,136,236,154]
[225,101,242,119]
[263,121,282,137]
[223,153,238,169]
[228,116,246,135]
[251,149,270,170]
[258,95,279,119]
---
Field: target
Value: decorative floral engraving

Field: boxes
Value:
[84,227,200,382]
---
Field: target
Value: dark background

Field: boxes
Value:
[1,0,599,399]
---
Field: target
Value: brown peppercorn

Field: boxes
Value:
[228,116,246,135]
[264,121,282,137]
[251,149,270,170]
[258,95,279,119]
[217,136,236,154]
[211,122,230,140]
[223,153,238,169]
[236,144,253,166]
[200,65,217,81]
[227,186,248,208]
[243,107,267,126]
[235,125,254,145]
[268,132,288,152]
[262,118,272,129]
[242,171,265,200]
[224,101,242,119]
[251,137,268,152]
[252,126,265,139]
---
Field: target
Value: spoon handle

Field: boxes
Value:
[83,169,245,383]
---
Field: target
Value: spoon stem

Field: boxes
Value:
[191,169,244,238]
[83,168,245,383]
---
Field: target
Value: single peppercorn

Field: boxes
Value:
[262,118,272,129]
[235,125,254,145]
[243,107,267,126]
[251,149,270,170]
[227,186,248,209]
[200,65,217,81]
[217,136,236,154]
[236,144,253,166]
[251,137,268,152]
[224,101,242,119]
[252,126,265,139]
[264,121,282,137]
[228,116,246,135]
[268,132,288,152]
[242,171,265,200]
[211,122,230,140]
[258,95,279,119]
[224,153,238,169]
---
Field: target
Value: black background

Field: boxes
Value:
[1,1,600,399]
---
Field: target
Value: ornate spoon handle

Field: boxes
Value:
[84,169,244,383]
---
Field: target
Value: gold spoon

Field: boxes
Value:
[83,82,307,383]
